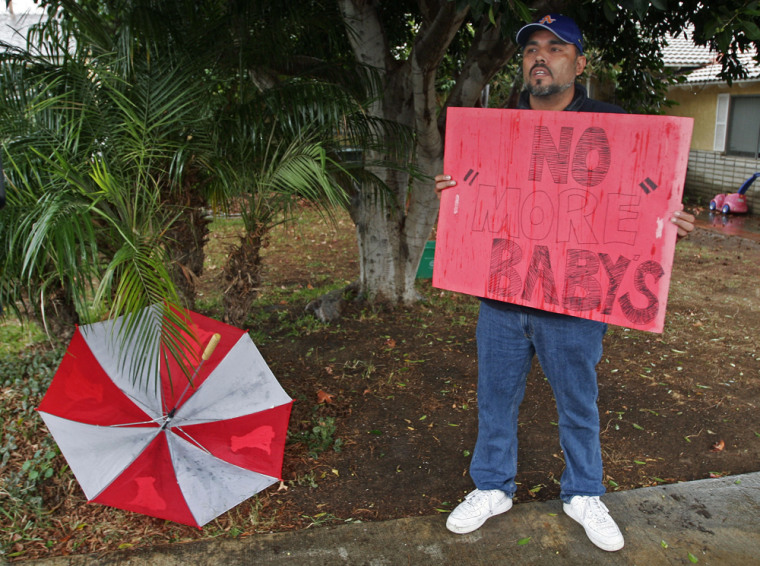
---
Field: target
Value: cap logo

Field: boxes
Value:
[538,15,556,25]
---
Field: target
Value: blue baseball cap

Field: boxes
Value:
[516,14,584,54]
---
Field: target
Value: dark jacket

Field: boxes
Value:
[517,83,625,114]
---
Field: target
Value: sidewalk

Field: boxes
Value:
[31,472,760,565]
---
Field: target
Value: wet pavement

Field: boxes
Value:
[28,472,760,565]
[693,209,760,243]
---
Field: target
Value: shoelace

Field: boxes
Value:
[463,490,495,509]
[580,497,614,528]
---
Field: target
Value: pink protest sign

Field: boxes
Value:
[433,108,694,333]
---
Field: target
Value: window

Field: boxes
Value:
[718,94,760,157]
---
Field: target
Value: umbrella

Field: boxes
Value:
[37,305,293,527]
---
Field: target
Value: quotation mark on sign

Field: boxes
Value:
[639,177,658,194]
[464,169,480,186]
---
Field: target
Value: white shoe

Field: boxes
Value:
[563,495,625,551]
[446,489,513,534]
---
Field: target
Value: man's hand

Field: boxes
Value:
[435,174,456,199]
[671,208,695,239]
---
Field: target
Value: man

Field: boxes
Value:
[434,14,695,552]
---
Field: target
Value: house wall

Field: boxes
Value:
[667,83,760,211]
[684,150,759,211]
[667,82,760,150]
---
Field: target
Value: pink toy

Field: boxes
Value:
[709,173,758,214]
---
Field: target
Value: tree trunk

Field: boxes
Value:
[165,172,211,309]
[36,285,79,343]
[165,206,211,309]
[338,0,515,305]
[222,228,264,327]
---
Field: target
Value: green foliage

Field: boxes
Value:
[0,0,385,383]
[0,347,65,556]
[443,0,760,112]
[289,408,343,459]
[576,0,760,108]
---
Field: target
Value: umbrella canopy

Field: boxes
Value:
[37,305,293,527]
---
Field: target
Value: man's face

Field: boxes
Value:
[522,29,587,97]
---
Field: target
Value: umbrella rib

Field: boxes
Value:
[172,426,212,455]
[110,418,164,427]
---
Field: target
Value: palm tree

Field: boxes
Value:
[0,0,374,382]
[0,1,215,381]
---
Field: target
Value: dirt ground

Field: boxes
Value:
[4,208,760,560]
[259,215,760,528]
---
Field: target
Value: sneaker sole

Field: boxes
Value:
[563,504,624,552]
[446,499,512,534]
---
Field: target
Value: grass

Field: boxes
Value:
[0,318,47,357]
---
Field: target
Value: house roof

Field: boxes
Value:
[683,51,760,84]
[662,26,760,85]
[662,30,716,67]
[0,8,45,51]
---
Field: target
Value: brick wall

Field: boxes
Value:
[684,150,760,212]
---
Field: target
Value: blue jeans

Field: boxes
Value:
[470,299,607,502]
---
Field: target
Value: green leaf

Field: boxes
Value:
[633,0,649,18]
[514,1,532,24]
[661,539,669,549]
[517,537,531,545]
[688,551,699,563]
[742,21,760,40]
[603,0,617,22]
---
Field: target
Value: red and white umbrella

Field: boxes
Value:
[37,305,293,527]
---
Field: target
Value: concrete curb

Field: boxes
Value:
[29,472,760,565]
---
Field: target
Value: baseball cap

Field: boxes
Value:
[516,14,584,54]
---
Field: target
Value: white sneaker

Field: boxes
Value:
[563,495,625,551]
[446,489,513,534]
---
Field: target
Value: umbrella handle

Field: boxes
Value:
[202,333,221,361]
[162,333,223,428]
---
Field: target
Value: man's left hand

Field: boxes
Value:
[671,208,695,239]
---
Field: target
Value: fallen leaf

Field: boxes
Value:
[710,440,725,452]
[385,338,396,348]
[317,390,335,404]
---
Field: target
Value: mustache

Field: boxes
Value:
[530,63,552,75]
